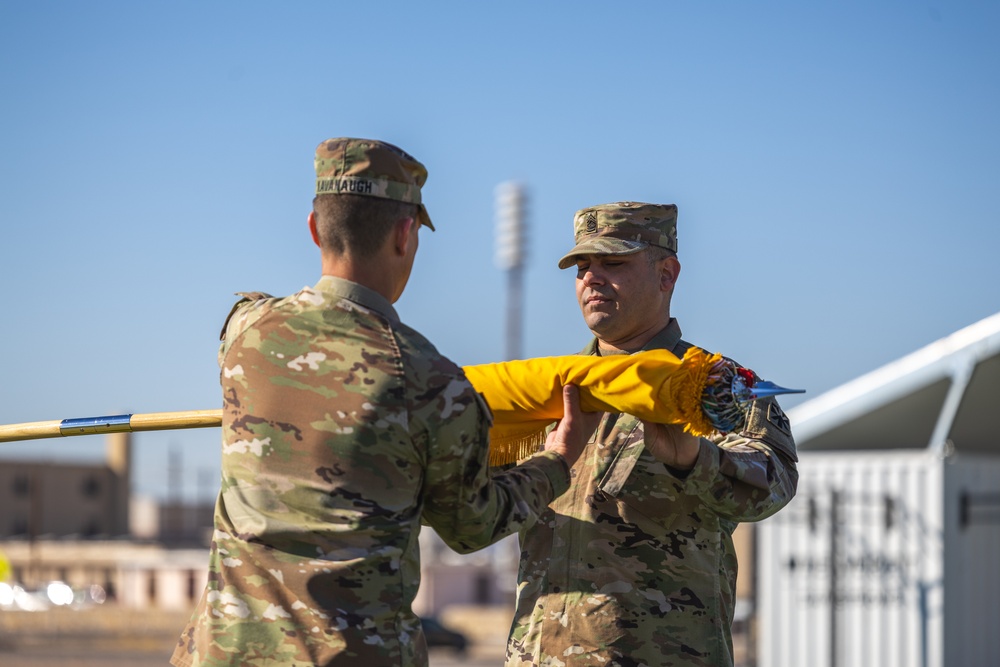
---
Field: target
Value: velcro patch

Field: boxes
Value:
[767,402,791,435]
[220,291,272,340]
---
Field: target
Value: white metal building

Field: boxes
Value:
[758,312,1000,667]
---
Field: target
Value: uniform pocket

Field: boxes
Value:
[565,592,627,647]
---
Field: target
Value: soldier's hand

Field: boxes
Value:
[544,385,597,468]
[642,421,701,470]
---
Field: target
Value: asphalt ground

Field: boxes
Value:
[0,606,506,667]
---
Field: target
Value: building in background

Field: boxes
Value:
[0,432,131,540]
[0,431,213,611]
[757,311,1000,667]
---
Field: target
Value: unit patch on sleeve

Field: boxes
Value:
[767,402,791,435]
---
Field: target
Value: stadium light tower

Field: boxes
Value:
[494,181,527,361]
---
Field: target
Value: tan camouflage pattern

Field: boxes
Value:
[557,201,679,269]
[314,137,435,231]
[505,320,798,667]
[171,276,570,667]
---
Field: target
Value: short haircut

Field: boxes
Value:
[312,194,417,258]
[646,245,676,266]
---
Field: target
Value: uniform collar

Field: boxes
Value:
[314,275,400,323]
[581,318,683,356]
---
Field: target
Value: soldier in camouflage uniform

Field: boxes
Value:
[504,202,799,667]
[171,138,591,667]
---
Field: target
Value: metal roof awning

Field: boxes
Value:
[788,312,1000,453]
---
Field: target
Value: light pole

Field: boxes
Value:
[494,181,527,361]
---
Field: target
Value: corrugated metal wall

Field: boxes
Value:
[758,451,945,667]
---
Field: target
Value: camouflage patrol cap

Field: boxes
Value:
[557,201,677,269]
[314,137,435,231]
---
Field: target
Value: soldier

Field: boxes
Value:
[171,138,590,667]
[504,202,799,667]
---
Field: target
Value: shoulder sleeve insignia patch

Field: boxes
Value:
[767,402,791,435]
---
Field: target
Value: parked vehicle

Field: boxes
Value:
[0,581,106,611]
[420,616,468,653]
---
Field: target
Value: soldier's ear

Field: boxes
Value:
[308,211,321,248]
[659,255,681,292]
[393,216,416,256]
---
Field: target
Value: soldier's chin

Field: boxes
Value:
[584,312,618,336]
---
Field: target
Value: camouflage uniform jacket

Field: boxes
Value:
[505,319,799,667]
[172,276,571,667]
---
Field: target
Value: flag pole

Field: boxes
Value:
[0,409,223,443]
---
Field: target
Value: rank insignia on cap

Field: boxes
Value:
[767,403,791,434]
[585,213,598,233]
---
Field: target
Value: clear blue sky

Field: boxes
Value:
[2,1,998,502]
